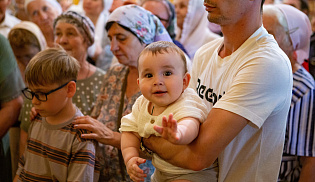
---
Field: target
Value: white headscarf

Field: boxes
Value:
[24,0,62,14]
[11,21,47,51]
[176,0,220,60]
[275,4,312,64]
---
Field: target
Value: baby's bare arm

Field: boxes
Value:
[154,113,200,145]
[121,132,147,182]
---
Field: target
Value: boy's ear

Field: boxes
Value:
[137,78,140,86]
[182,72,191,91]
[66,81,76,98]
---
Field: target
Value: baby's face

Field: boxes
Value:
[137,52,189,108]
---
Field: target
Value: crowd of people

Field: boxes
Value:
[0,0,314,181]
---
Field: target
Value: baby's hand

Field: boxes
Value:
[154,113,181,144]
[126,157,147,182]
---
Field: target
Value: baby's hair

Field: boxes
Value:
[25,47,80,87]
[138,41,187,73]
[8,29,40,50]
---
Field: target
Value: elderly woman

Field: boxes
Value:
[19,11,106,157]
[73,5,172,181]
[263,4,315,181]
[24,0,62,47]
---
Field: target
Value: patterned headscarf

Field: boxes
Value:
[53,11,95,47]
[141,0,176,39]
[275,4,311,64]
[106,5,172,44]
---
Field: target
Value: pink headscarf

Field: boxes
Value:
[275,4,312,64]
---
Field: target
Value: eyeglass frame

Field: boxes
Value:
[155,15,169,23]
[22,80,76,102]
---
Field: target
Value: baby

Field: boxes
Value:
[120,41,217,182]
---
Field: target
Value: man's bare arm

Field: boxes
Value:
[299,157,315,182]
[0,96,23,138]
[145,108,248,170]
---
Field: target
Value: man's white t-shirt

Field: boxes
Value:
[189,26,293,182]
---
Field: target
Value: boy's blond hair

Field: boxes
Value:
[138,41,187,73]
[25,47,80,87]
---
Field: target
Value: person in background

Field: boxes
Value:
[143,0,293,181]
[309,17,315,78]
[24,0,62,47]
[141,0,188,56]
[82,0,114,70]
[18,11,106,160]
[7,20,46,177]
[282,0,309,16]
[263,4,315,181]
[14,47,99,182]
[0,34,24,182]
[0,0,21,37]
[173,0,220,60]
[72,5,173,181]
[14,0,29,20]
[8,21,46,82]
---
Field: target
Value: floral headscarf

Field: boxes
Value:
[106,5,172,44]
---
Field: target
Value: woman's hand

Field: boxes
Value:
[30,107,39,121]
[73,116,121,148]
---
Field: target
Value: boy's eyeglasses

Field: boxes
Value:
[22,80,76,102]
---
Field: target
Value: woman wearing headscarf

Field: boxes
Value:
[141,0,188,56]
[8,21,47,82]
[24,0,62,47]
[18,11,106,160]
[8,22,46,173]
[263,4,315,181]
[73,5,172,181]
[174,0,221,60]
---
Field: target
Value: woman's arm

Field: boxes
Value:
[73,116,121,149]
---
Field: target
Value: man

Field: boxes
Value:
[142,0,293,181]
[263,4,315,181]
[0,0,21,37]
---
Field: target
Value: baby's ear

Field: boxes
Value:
[182,72,191,91]
[66,81,76,97]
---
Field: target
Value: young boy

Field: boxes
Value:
[14,47,99,182]
[120,41,218,182]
